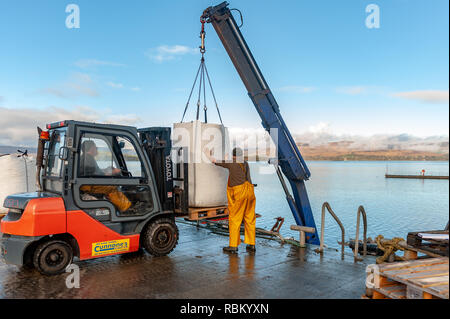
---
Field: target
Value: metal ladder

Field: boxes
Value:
[317,202,368,262]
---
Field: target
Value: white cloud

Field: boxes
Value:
[131,87,141,92]
[0,106,140,146]
[74,59,125,69]
[392,90,449,104]
[40,72,99,98]
[146,45,198,62]
[106,81,124,89]
[278,86,316,93]
[335,86,367,95]
[308,122,332,134]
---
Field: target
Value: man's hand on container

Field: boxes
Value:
[204,147,216,163]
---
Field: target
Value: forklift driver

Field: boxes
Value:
[80,140,121,176]
[79,140,132,213]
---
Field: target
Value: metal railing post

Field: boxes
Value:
[354,205,368,262]
[319,202,345,258]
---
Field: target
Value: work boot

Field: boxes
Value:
[246,245,256,253]
[223,246,238,254]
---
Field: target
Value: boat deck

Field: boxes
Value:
[0,222,375,299]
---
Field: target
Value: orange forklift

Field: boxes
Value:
[0,121,188,275]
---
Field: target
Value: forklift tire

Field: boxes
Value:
[142,217,178,257]
[33,240,73,276]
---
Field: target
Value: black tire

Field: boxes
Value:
[142,217,179,256]
[33,240,73,275]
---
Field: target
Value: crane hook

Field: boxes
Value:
[200,18,206,54]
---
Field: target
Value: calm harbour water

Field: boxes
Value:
[250,161,449,249]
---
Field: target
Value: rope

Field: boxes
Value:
[375,235,406,264]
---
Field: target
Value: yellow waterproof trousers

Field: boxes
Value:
[80,185,132,212]
[227,181,256,247]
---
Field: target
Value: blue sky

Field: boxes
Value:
[0,0,448,145]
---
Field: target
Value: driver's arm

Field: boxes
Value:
[102,167,122,176]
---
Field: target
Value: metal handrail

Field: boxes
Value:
[319,202,345,257]
[354,205,368,261]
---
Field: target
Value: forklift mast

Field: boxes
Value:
[139,127,174,212]
[201,2,319,244]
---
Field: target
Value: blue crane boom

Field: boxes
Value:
[201,1,320,244]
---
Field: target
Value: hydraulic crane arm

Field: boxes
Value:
[202,2,319,244]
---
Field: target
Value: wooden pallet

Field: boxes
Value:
[407,230,449,257]
[366,257,449,299]
[184,206,229,221]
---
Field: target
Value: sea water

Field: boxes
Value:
[251,161,449,249]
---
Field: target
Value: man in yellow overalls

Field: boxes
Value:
[207,147,256,254]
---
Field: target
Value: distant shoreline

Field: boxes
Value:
[1,145,448,162]
[250,158,449,162]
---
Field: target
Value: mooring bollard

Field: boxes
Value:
[290,225,316,248]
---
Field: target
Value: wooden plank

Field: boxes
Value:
[396,269,449,281]
[391,290,407,299]
[411,275,449,288]
[374,285,406,299]
[425,288,448,300]
[408,230,449,246]
[405,245,447,258]
[426,285,449,299]
[378,257,448,272]
[384,264,449,277]
[372,290,388,299]
[189,205,228,213]
[431,284,450,292]
[383,265,448,280]
[423,292,434,299]
[403,250,418,260]
[187,206,229,221]
[188,208,227,214]
[376,275,399,288]
[383,272,449,299]
[381,285,406,293]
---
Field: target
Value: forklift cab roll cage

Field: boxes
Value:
[42,120,166,224]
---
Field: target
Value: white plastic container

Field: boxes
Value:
[0,154,36,214]
[173,120,230,207]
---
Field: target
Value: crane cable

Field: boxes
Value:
[181,18,223,125]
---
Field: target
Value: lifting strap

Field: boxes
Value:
[181,19,223,125]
